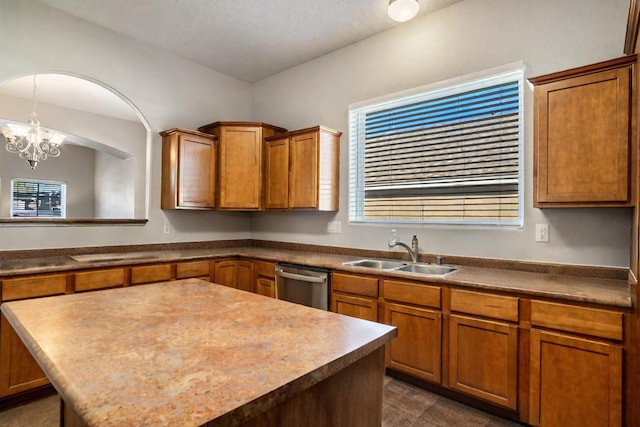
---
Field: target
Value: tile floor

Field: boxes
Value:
[382,377,524,426]
[0,376,524,426]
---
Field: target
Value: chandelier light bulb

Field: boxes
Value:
[388,0,420,22]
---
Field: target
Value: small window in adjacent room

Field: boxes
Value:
[349,66,523,226]
[11,179,66,218]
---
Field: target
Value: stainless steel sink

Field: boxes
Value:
[394,263,457,275]
[343,259,408,269]
[343,259,457,276]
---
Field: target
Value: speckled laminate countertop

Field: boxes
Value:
[0,246,632,308]
[0,280,397,426]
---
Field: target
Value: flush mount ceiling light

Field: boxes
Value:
[388,0,420,22]
[1,75,65,169]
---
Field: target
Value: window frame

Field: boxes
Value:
[348,63,524,227]
[10,178,67,218]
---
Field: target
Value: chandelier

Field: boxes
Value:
[1,75,65,169]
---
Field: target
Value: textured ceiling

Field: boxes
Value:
[1,0,463,122]
[33,0,463,83]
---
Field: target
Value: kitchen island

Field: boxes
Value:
[1,279,397,426]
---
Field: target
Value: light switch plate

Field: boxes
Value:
[535,224,549,243]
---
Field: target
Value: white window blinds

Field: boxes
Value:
[11,179,66,218]
[349,69,523,225]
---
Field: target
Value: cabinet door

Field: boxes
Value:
[2,274,67,301]
[161,130,216,209]
[264,138,290,209]
[256,277,275,298]
[176,260,211,281]
[332,293,378,322]
[214,260,237,288]
[236,260,255,293]
[529,329,622,427]
[0,313,49,397]
[385,302,441,384]
[449,315,518,409]
[534,64,631,206]
[289,131,319,208]
[74,268,125,292]
[218,126,262,209]
[130,264,172,285]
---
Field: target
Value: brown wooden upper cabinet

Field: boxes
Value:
[198,121,287,210]
[160,128,217,209]
[529,55,636,207]
[264,126,341,211]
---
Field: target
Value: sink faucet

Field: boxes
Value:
[389,234,419,262]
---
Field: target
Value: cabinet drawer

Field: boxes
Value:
[383,280,440,309]
[332,272,379,298]
[255,261,276,278]
[1,274,67,301]
[74,269,125,292]
[450,289,518,322]
[176,261,210,279]
[530,300,623,340]
[130,264,172,285]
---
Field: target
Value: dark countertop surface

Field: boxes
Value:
[0,246,632,308]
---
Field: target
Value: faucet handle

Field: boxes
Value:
[388,229,398,246]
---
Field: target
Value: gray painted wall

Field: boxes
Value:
[0,143,95,218]
[251,0,633,267]
[0,0,253,251]
[0,0,633,268]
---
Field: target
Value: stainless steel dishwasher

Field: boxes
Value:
[275,263,331,310]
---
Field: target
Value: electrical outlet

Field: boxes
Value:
[327,220,342,234]
[535,224,549,243]
[163,223,170,234]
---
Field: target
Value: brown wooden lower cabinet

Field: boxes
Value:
[331,272,380,322]
[385,302,442,383]
[256,277,275,298]
[213,260,237,288]
[254,260,276,298]
[332,293,378,321]
[176,260,211,281]
[213,259,255,292]
[130,263,172,285]
[448,314,518,410]
[529,329,622,427]
[74,268,125,292]
[236,260,255,292]
[0,314,49,397]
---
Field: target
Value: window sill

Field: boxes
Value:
[0,218,148,226]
